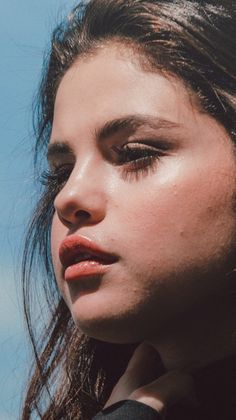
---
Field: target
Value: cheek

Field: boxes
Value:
[172,165,236,250]
[51,214,65,280]
[117,163,235,276]
[51,215,59,261]
[51,215,73,307]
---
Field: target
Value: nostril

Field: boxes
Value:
[75,209,91,220]
[55,191,106,227]
[57,209,90,228]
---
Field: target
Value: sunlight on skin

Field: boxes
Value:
[50,45,236,376]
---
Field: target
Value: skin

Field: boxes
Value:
[50,45,236,405]
[104,343,197,415]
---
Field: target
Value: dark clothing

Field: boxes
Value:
[93,356,236,420]
[93,400,161,419]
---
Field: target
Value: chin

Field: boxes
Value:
[77,321,142,344]
[68,293,148,344]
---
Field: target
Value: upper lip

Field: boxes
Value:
[59,235,119,269]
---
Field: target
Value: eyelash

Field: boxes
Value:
[112,143,164,180]
[40,166,72,196]
[41,142,165,192]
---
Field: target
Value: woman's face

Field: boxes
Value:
[50,45,236,343]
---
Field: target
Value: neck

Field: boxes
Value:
[149,292,236,373]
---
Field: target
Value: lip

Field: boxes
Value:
[59,235,119,282]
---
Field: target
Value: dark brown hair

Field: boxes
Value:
[22,1,236,418]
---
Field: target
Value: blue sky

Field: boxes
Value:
[0,1,77,418]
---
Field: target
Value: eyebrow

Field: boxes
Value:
[96,114,181,141]
[47,114,181,160]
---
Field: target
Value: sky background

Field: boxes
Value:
[0,1,78,418]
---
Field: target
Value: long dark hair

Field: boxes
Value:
[22,1,236,418]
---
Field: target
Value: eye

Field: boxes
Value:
[112,142,166,180]
[40,164,72,195]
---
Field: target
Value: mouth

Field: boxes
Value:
[59,235,119,282]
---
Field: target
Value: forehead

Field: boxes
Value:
[49,44,234,178]
[52,44,198,136]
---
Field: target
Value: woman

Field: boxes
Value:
[22,0,236,419]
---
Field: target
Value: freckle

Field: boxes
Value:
[179,230,185,237]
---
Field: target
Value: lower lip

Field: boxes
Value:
[64,260,111,282]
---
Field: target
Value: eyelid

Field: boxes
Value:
[124,137,175,149]
[48,158,75,172]
[53,162,73,170]
[113,138,173,154]
[123,142,158,149]
[122,142,167,153]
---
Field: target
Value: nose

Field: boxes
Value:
[54,160,107,228]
